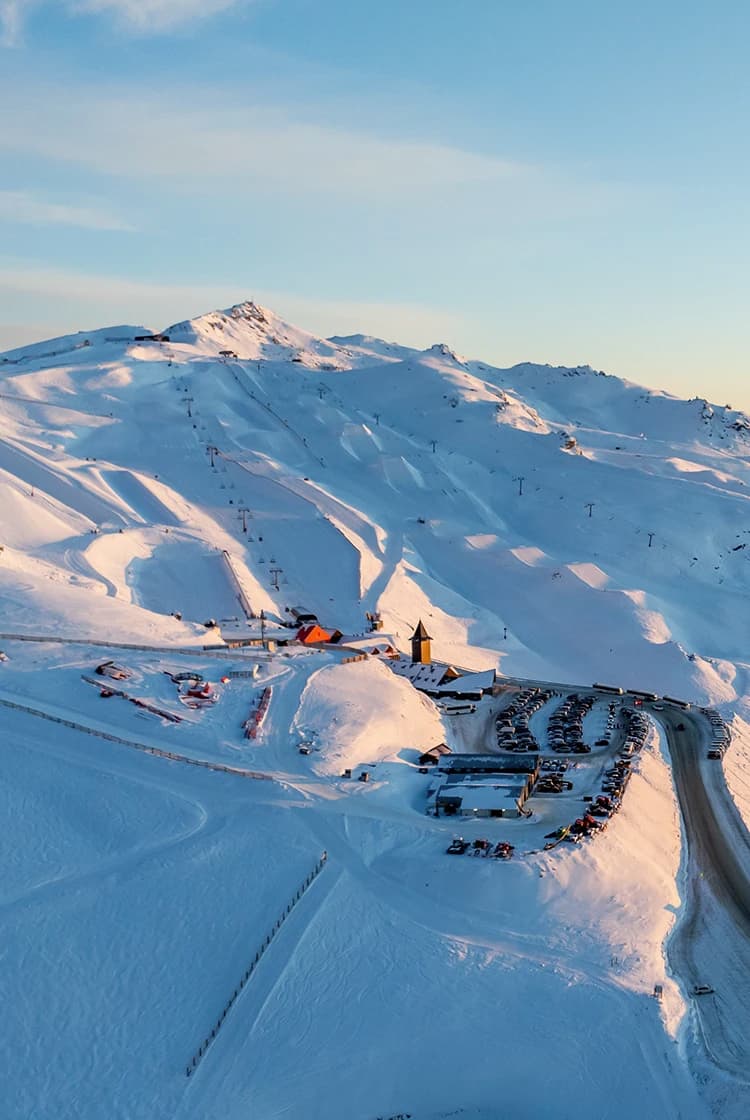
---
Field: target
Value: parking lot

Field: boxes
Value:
[435,685,654,854]
[492,687,625,758]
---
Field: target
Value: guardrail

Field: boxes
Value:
[0,695,273,782]
[185,851,328,1077]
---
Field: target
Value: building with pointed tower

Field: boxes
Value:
[410,620,432,665]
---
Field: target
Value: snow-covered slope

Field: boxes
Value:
[3,299,749,1119]
[4,299,748,697]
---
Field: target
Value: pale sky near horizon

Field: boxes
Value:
[1,1,748,406]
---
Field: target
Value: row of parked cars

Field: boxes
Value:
[546,693,595,753]
[495,688,553,752]
[702,707,731,758]
[620,709,650,754]
[593,701,620,748]
[545,708,651,846]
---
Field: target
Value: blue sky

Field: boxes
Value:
[1,0,748,404]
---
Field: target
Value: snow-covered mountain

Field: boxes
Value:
[2,299,749,704]
[2,300,749,1120]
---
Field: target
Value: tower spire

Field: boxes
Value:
[410,619,432,664]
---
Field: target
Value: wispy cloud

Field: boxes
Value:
[0,80,542,202]
[1,0,248,43]
[0,189,134,230]
[0,73,637,222]
[72,0,246,32]
[0,0,28,45]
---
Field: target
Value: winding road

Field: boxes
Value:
[498,677,750,1079]
[653,703,750,1079]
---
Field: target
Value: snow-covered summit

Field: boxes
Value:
[164,300,352,369]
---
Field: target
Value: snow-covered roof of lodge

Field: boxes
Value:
[437,669,496,694]
[390,659,450,690]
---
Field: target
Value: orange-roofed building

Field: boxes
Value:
[297,624,332,645]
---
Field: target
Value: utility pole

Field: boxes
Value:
[238,507,251,532]
[270,567,282,591]
[647,532,655,548]
[514,475,525,496]
[260,608,266,649]
[182,396,194,417]
[585,502,595,518]
[207,445,219,468]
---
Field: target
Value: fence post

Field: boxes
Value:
[184,854,329,1077]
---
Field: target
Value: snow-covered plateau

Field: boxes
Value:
[1,300,749,1119]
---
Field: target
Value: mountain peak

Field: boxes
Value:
[163,300,350,368]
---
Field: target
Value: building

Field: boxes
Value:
[439,754,538,776]
[134,333,170,342]
[290,606,318,626]
[297,624,334,645]
[433,754,539,818]
[436,669,496,701]
[411,620,432,665]
[418,743,453,766]
[218,619,288,649]
[435,778,531,819]
[391,660,452,692]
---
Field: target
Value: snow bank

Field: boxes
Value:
[724,716,750,830]
[294,657,446,775]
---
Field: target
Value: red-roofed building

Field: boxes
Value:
[297,624,332,645]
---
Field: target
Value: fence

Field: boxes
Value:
[0,695,273,783]
[341,653,368,664]
[185,851,328,1077]
[0,632,250,660]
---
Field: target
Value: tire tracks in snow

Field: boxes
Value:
[0,711,216,918]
